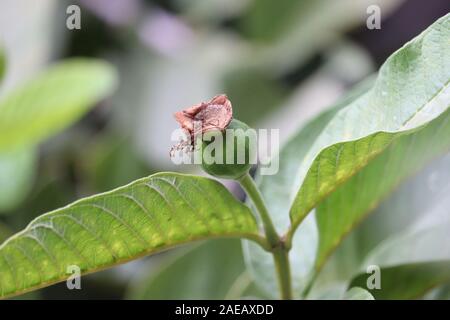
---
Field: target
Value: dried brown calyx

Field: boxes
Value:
[171,94,233,156]
[174,94,233,140]
[171,95,254,179]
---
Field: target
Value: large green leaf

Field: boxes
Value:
[0,148,36,213]
[127,239,246,299]
[0,58,118,151]
[243,78,373,298]
[0,58,117,212]
[288,14,450,269]
[0,173,264,299]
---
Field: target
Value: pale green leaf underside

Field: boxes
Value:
[0,58,118,151]
[0,173,262,299]
[289,14,450,268]
[344,287,374,300]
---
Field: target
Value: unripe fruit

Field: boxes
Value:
[172,94,255,180]
[200,119,255,179]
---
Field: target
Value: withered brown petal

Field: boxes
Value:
[173,94,233,140]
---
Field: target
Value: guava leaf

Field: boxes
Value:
[289,14,450,270]
[0,58,117,212]
[0,58,118,151]
[0,173,263,299]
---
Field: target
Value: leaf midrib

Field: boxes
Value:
[0,232,260,300]
[401,80,450,128]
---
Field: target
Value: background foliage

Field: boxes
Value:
[0,0,449,299]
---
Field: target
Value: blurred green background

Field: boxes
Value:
[0,0,448,299]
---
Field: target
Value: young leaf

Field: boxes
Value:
[243,78,373,298]
[0,58,118,151]
[288,14,450,269]
[0,173,264,299]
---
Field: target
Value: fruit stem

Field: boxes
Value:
[272,246,293,300]
[238,173,293,300]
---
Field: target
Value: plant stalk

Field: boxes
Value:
[272,247,292,300]
[238,173,293,299]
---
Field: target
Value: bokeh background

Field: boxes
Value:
[0,0,449,299]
